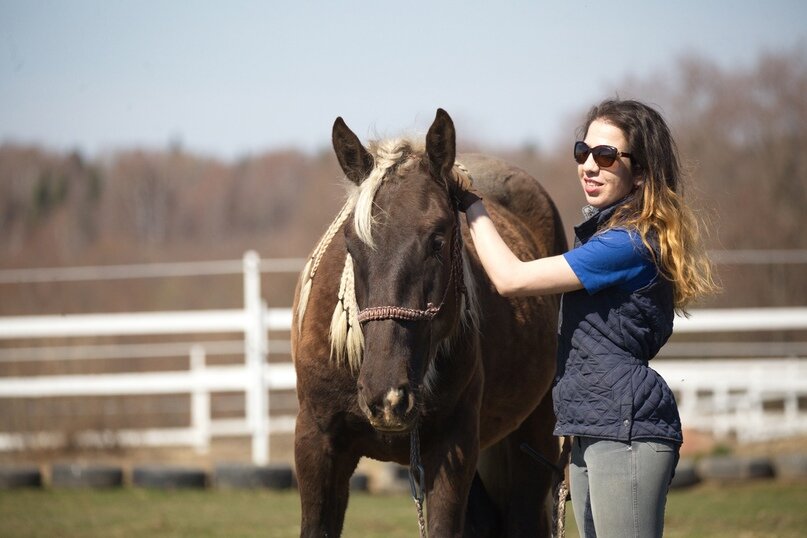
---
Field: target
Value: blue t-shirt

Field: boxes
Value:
[563,228,657,294]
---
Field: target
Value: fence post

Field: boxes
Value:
[244,251,269,465]
[190,345,210,454]
[784,359,799,434]
[713,383,730,438]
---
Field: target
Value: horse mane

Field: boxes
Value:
[296,137,479,373]
[295,199,354,333]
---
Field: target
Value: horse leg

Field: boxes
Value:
[506,392,559,537]
[295,407,360,538]
[464,471,503,537]
[478,392,558,537]
[422,402,481,537]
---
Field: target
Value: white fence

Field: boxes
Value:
[0,252,300,465]
[0,254,806,461]
[654,358,807,442]
[668,308,807,442]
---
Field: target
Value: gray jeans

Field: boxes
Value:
[570,436,678,538]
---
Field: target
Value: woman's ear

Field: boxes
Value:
[632,165,644,188]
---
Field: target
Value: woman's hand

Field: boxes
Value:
[455,187,483,212]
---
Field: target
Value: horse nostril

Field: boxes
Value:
[384,385,409,412]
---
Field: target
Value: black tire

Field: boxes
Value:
[214,463,294,490]
[697,456,774,481]
[370,463,410,494]
[773,454,807,481]
[669,458,700,489]
[349,472,369,492]
[0,466,43,489]
[132,465,208,489]
[51,463,123,488]
[394,465,410,482]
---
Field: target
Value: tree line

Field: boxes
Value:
[0,48,804,314]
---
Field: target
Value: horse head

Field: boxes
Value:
[331,109,470,433]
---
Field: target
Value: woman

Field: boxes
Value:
[459,99,717,537]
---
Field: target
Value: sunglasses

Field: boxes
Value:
[574,141,633,167]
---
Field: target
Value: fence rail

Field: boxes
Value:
[0,251,289,464]
[1,253,806,461]
[655,359,807,442]
[0,257,306,283]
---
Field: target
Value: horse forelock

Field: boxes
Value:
[347,138,477,251]
[348,137,425,250]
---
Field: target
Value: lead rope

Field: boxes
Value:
[409,424,428,538]
[553,437,572,538]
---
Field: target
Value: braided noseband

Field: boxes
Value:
[356,214,466,324]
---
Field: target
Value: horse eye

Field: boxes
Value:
[430,234,445,259]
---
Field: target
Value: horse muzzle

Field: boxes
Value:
[358,384,418,433]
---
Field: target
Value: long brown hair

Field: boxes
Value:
[579,99,718,311]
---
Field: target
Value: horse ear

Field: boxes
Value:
[332,117,374,185]
[426,108,456,184]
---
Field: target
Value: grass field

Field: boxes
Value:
[1,481,805,537]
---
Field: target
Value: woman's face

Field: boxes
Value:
[578,119,641,209]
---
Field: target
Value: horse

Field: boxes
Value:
[291,109,568,537]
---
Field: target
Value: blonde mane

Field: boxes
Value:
[296,138,479,372]
[295,199,355,333]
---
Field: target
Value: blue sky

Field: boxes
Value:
[1,1,805,159]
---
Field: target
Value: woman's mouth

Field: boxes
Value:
[583,178,603,194]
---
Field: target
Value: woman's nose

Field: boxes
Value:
[583,153,599,173]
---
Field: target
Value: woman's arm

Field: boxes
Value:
[464,200,583,297]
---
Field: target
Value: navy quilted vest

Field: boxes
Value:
[552,203,683,444]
